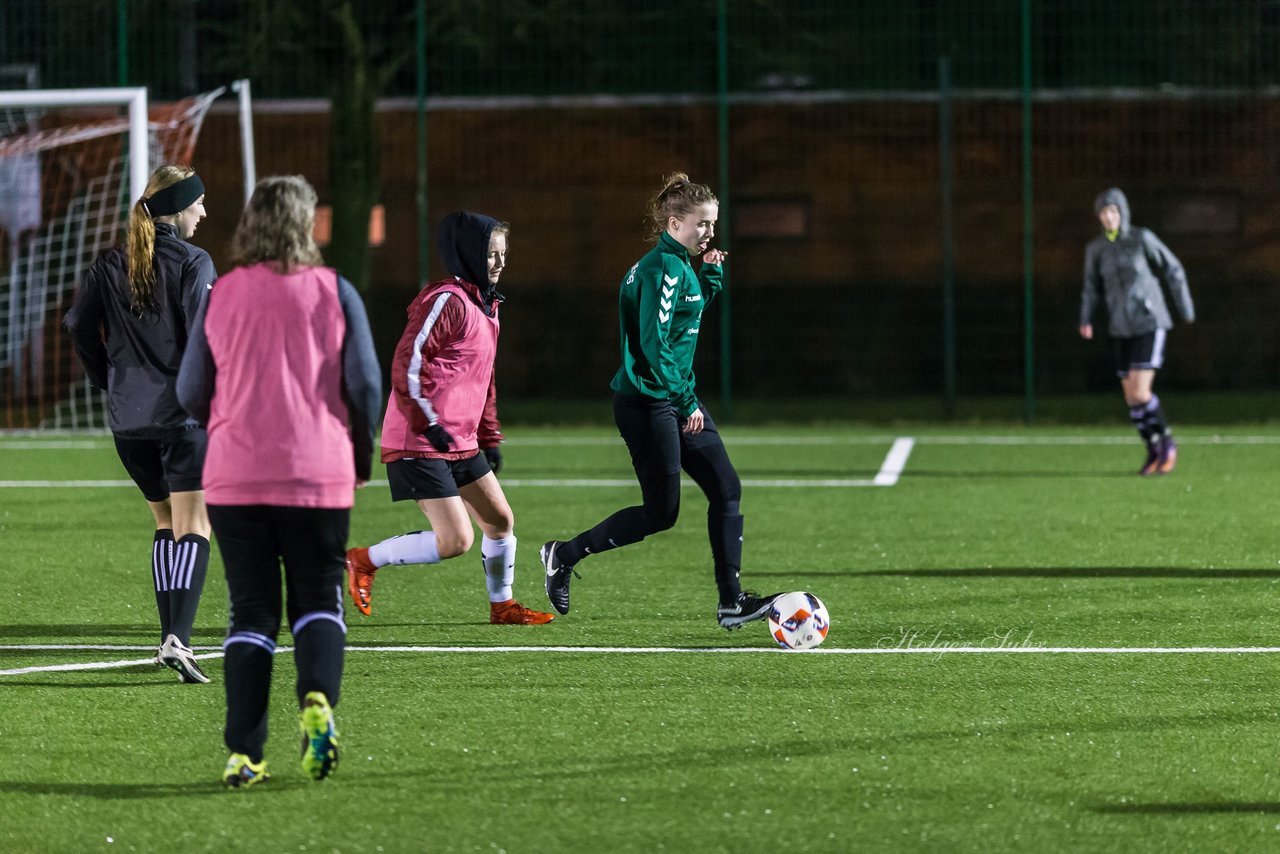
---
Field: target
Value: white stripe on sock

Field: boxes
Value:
[173,541,194,590]
[153,539,168,592]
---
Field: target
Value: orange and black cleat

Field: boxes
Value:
[345,547,377,616]
[1138,444,1161,476]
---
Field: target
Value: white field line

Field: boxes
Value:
[0,480,143,488]
[1,478,891,489]
[873,437,915,486]
[4,432,1276,489]
[0,477,891,489]
[0,436,915,490]
[7,434,1280,451]
[501,435,1280,446]
[5,643,1280,676]
[504,478,888,488]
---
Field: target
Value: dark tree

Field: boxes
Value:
[320,1,414,291]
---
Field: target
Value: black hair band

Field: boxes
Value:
[143,174,205,218]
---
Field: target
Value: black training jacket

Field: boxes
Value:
[65,223,217,438]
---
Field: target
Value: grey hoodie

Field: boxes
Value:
[1081,188,1194,337]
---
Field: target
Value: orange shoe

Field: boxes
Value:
[1138,444,1160,476]
[1156,437,1177,474]
[490,599,555,625]
[345,547,377,616]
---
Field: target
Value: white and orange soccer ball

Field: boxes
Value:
[766,591,830,650]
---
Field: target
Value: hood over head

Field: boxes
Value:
[1093,187,1131,233]
[436,210,503,302]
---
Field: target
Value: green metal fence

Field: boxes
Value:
[11,2,1280,96]
[4,1,1280,418]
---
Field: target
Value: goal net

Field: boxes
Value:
[0,86,222,431]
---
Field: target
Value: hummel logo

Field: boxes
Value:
[684,294,701,302]
[663,274,678,287]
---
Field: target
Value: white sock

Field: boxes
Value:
[369,531,440,567]
[481,535,516,603]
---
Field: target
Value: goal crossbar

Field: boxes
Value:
[0,84,231,430]
[0,87,148,206]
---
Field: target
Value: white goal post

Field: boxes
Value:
[0,84,237,430]
[0,87,150,207]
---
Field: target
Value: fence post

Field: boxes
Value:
[939,56,957,418]
[415,0,429,286]
[116,0,128,86]
[1021,0,1036,423]
[715,0,733,421]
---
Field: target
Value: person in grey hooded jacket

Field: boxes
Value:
[1079,187,1194,475]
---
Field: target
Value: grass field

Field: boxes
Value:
[4,423,1280,852]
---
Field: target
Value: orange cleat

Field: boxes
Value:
[490,599,555,625]
[1138,444,1160,476]
[1156,437,1177,474]
[345,547,377,616]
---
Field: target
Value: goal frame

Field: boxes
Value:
[0,83,248,430]
[0,87,149,207]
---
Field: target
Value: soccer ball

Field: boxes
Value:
[766,591,830,651]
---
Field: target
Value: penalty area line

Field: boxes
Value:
[5,643,1280,675]
[874,437,914,486]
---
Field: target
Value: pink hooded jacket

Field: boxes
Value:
[380,212,504,462]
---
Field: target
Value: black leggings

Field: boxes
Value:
[562,394,744,601]
[211,504,349,758]
[211,505,349,638]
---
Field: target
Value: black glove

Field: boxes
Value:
[425,423,455,452]
[483,445,503,475]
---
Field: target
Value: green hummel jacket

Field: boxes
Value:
[610,231,723,418]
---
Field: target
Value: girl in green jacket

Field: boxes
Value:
[539,173,779,629]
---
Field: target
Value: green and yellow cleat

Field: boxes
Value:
[299,691,340,781]
[222,753,270,788]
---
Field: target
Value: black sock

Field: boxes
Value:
[1129,404,1154,447]
[1142,395,1170,442]
[709,513,745,605]
[224,639,274,761]
[152,529,174,643]
[561,506,651,566]
[168,534,210,646]
[293,616,345,707]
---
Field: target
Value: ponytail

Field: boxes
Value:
[124,164,198,314]
[644,172,717,243]
[124,200,159,313]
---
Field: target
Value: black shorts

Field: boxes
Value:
[386,452,491,502]
[1113,329,1167,377]
[113,426,207,502]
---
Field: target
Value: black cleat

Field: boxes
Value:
[717,591,783,630]
[159,634,211,684]
[540,541,579,615]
